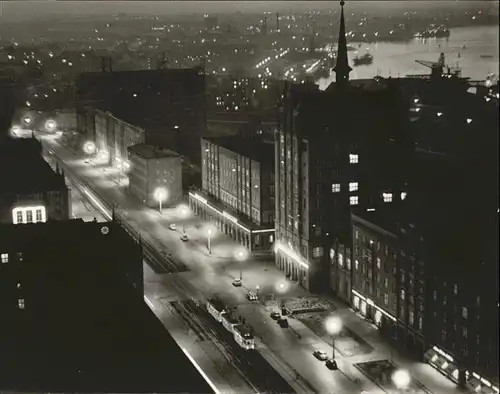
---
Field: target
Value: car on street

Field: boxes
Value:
[180,234,188,242]
[168,223,177,231]
[325,359,338,370]
[246,291,258,301]
[84,159,90,164]
[270,311,281,320]
[313,349,329,361]
[232,278,242,287]
[277,318,289,328]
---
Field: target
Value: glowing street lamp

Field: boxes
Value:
[207,228,214,254]
[83,141,97,156]
[256,284,260,298]
[392,369,411,392]
[45,119,57,132]
[234,247,249,281]
[22,116,32,126]
[177,204,191,233]
[10,125,21,138]
[154,187,168,214]
[325,316,342,360]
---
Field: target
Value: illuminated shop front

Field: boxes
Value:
[189,191,275,253]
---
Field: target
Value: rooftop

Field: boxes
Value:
[128,143,181,160]
[203,135,274,165]
[0,219,212,393]
[0,137,66,193]
[207,298,226,312]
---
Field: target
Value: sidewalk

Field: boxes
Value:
[48,136,463,394]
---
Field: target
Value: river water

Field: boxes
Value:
[318,25,499,89]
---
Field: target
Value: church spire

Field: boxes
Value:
[333,0,352,86]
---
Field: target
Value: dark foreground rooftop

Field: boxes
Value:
[0,293,212,393]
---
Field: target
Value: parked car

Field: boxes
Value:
[277,317,289,328]
[270,311,281,320]
[180,234,188,242]
[246,292,258,301]
[168,223,177,231]
[232,278,242,287]
[313,349,329,361]
[326,359,338,370]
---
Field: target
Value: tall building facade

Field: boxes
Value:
[274,1,411,292]
[0,137,70,224]
[189,135,275,252]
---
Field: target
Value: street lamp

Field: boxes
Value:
[22,116,32,126]
[275,281,288,310]
[154,187,168,214]
[234,247,249,281]
[207,228,214,254]
[45,119,57,132]
[83,141,97,156]
[177,204,191,233]
[256,285,260,298]
[325,316,342,360]
[392,369,410,392]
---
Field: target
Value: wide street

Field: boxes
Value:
[39,131,462,394]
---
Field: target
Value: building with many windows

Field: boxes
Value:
[190,135,275,252]
[127,143,182,208]
[274,1,411,292]
[0,137,70,224]
[349,147,498,393]
[0,219,212,393]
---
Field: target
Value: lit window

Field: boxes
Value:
[338,253,343,267]
[355,260,359,270]
[17,252,23,262]
[376,258,381,269]
[349,154,359,164]
[462,307,468,319]
[26,210,33,223]
[312,247,323,258]
[16,211,23,223]
[418,317,423,330]
[462,327,468,338]
[1,253,8,263]
[384,293,389,305]
[18,299,25,309]
[401,192,407,200]
[355,230,359,239]
[409,311,414,325]
[453,284,458,295]
[384,278,389,288]
[330,248,335,261]
[332,183,341,193]
[383,193,393,203]
[350,196,359,206]
[349,182,358,192]
[400,289,405,300]
[346,258,351,270]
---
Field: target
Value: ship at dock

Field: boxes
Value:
[353,53,373,66]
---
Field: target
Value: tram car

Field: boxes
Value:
[206,298,226,322]
[206,298,256,350]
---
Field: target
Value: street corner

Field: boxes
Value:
[294,310,375,358]
[355,360,431,394]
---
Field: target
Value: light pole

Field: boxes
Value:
[325,316,342,360]
[234,247,248,281]
[256,285,260,298]
[392,369,410,393]
[207,228,214,254]
[154,187,168,214]
[177,204,191,233]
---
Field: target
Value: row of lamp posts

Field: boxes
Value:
[81,141,413,392]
